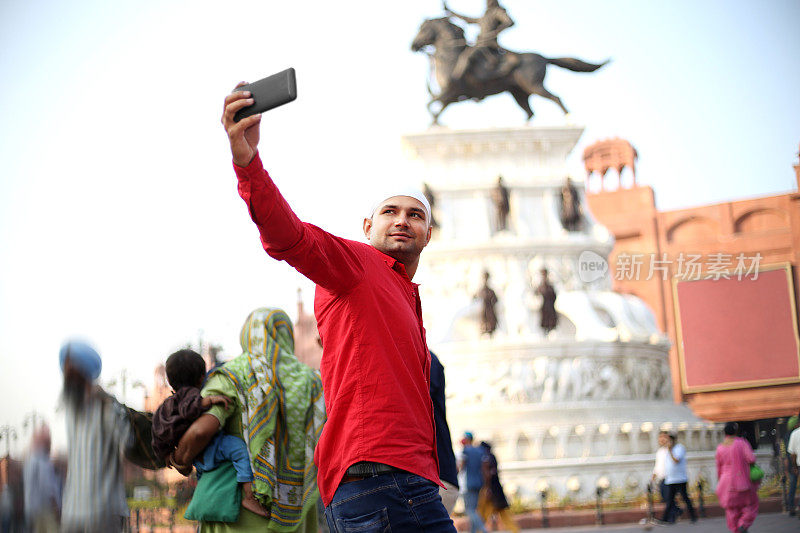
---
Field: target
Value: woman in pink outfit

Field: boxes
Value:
[715,422,759,533]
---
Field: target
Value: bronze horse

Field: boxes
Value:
[411,17,608,125]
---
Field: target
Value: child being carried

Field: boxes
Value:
[152,349,266,518]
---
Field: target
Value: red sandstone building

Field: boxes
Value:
[584,138,800,424]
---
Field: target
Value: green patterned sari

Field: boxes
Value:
[201,308,326,532]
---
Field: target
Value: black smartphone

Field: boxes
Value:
[233,67,297,122]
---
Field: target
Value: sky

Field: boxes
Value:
[1,0,798,454]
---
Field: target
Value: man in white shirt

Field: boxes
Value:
[787,417,800,515]
[660,433,697,524]
[651,430,681,522]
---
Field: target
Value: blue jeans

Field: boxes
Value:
[787,468,798,512]
[463,489,487,533]
[324,471,456,532]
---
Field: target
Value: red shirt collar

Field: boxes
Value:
[368,246,419,286]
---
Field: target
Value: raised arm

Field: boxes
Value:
[494,7,514,34]
[221,86,365,293]
[668,442,683,463]
[443,2,479,24]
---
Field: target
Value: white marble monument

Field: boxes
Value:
[404,125,746,503]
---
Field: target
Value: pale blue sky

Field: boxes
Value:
[1,0,798,452]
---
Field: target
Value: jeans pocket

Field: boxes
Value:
[337,507,391,533]
[403,477,441,506]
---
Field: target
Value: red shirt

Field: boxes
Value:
[235,154,439,506]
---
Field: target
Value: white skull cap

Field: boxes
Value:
[367,189,432,225]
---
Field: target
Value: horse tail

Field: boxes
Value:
[546,57,610,72]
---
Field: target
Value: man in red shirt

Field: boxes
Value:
[221,87,456,531]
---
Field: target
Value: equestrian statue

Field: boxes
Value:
[411,0,609,125]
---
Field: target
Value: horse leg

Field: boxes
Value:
[427,96,442,125]
[532,85,569,115]
[431,99,452,125]
[428,89,458,125]
[509,88,534,121]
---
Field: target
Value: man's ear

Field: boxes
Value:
[424,225,433,245]
[363,217,373,239]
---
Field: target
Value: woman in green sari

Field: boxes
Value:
[173,307,326,532]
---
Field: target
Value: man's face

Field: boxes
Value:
[364,196,432,263]
[658,433,668,447]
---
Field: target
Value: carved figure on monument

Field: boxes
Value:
[411,8,608,124]
[423,182,439,229]
[443,0,519,85]
[491,175,510,232]
[536,268,558,334]
[476,270,499,336]
[559,177,583,232]
[556,359,583,402]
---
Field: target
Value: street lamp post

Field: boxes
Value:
[107,369,146,405]
[536,479,550,528]
[646,480,655,522]
[595,476,610,525]
[696,478,706,517]
[22,411,45,434]
[0,425,18,458]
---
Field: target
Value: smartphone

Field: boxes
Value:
[233,67,297,122]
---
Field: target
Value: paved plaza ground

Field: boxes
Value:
[154,511,797,532]
[514,511,798,532]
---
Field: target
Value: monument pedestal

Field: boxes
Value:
[403,125,723,502]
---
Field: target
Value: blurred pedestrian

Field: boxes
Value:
[660,433,697,524]
[652,430,681,521]
[716,422,759,533]
[430,352,459,514]
[0,484,12,533]
[788,414,800,518]
[477,441,519,533]
[23,425,60,532]
[459,432,488,533]
[59,340,131,533]
[785,413,799,515]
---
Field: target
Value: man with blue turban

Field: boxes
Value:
[59,340,131,533]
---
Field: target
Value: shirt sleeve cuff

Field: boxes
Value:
[233,151,263,180]
[204,405,228,426]
[201,375,236,426]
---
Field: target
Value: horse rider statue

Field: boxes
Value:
[411,3,609,124]
[443,0,519,88]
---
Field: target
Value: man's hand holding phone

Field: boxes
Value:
[222,69,297,167]
[222,83,261,168]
